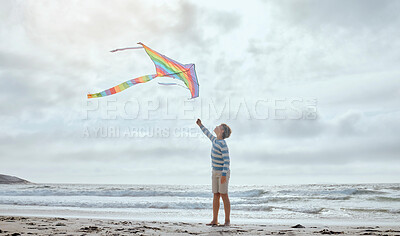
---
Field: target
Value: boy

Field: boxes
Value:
[196,118,232,226]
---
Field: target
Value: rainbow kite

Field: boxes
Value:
[88,42,199,99]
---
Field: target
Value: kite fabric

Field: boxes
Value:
[87,42,199,99]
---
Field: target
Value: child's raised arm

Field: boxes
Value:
[196,119,216,142]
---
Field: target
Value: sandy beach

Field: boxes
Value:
[1,183,399,235]
[0,216,399,236]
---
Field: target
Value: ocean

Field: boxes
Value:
[0,183,399,225]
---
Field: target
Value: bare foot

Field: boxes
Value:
[206,221,218,226]
[224,221,230,226]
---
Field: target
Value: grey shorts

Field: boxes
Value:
[212,170,230,194]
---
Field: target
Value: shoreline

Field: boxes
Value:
[0,205,400,227]
[1,205,398,227]
[1,216,400,236]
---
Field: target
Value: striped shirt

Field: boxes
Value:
[200,124,230,176]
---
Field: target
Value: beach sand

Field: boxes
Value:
[0,216,399,235]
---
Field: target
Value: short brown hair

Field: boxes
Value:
[221,124,231,139]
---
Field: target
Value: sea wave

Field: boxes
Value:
[0,189,210,198]
[0,199,210,209]
[369,196,400,202]
[350,189,386,195]
[310,196,352,200]
[274,206,325,214]
[230,189,267,198]
[233,196,304,205]
[0,186,268,198]
[342,208,400,214]
[277,188,386,196]
[1,183,399,220]
[0,199,330,214]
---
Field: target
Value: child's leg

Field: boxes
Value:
[212,193,220,223]
[220,193,230,224]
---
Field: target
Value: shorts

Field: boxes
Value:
[212,170,230,194]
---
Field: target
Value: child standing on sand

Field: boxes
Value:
[196,119,232,226]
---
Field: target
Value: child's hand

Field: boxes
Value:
[196,119,202,126]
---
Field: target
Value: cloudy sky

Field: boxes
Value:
[1,0,399,185]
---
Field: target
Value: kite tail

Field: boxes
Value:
[158,82,190,90]
[87,74,158,99]
[110,46,143,53]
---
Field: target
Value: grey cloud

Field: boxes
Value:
[18,0,216,58]
[0,51,47,71]
[270,118,327,138]
[206,9,241,33]
[0,124,208,161]
[166,1,206,47]
[231,107,400,141]
[0,55,85,117]
[246,0,400,85]
[274,0,400,31]
[1,0,400,184]
[230,117,325,140]
[0,0,231,120]
[247,39,281,58]
[240,136,400,165]
[322,75,400,109]
[329,110,364,136]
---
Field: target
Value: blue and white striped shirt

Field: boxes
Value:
[200,124,230,176]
